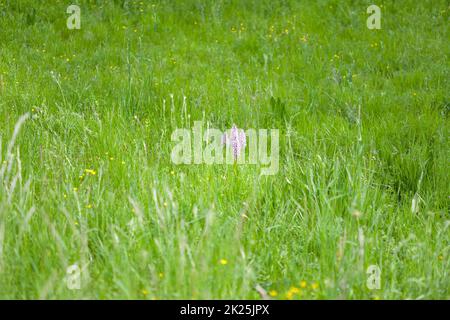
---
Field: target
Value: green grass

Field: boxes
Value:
[0,0,449,299]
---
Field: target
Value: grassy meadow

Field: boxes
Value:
[0,0,449,299]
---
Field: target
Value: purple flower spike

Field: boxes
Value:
[223,124,246,160]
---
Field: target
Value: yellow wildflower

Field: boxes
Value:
[85,169,96,176]
[219,259,228,265]
[289,286,300,294]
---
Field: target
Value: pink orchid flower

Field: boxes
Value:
[222,124,246,160]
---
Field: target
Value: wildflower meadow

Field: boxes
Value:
[0,0,449,300]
